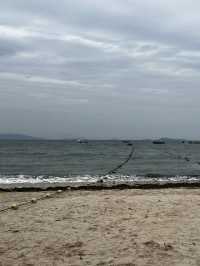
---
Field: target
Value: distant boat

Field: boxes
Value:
[77,139,88,144]
[127,142,133,146]
[122,140,133,146]
[152,140,165,144]
[122,140,129,143]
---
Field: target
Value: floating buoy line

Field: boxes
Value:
[105,145,135,175]
[3,142,198,213]
[0,145,135,213]
[0,189,67,213]
[164,150,200,164]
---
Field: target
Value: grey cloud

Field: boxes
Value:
[0,0,200,138]
[0,37,24,57]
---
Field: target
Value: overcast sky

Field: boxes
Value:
[0,0,200,139]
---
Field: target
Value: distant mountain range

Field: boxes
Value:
[0,134,41,140]
[0,134,196,142]
[158,137,186,142]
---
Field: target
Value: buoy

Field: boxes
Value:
[31,198,37,203]
[45,193,51,198]
[11,203,19,210]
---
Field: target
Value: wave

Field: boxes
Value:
[0,174,200,190]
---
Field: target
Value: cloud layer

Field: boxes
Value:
[0,0,200,138]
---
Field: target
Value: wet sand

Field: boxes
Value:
[1,188,200,266]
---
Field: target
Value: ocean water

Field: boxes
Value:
[1,140,200,189]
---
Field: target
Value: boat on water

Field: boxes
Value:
[77,139,88,144]
[127,143,133,146]
[122,140,133,146]
[152,140,165,144]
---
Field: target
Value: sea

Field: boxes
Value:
[1,140,200,189]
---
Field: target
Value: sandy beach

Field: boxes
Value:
[1,188,200,266]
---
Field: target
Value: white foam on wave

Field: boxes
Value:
[0,174,200,190]
[0,175,98,184]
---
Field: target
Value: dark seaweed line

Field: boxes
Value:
[0,181,200,213]
[1,181,200,192]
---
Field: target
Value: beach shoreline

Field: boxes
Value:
[1,188,200,265]
[1,176,200,191]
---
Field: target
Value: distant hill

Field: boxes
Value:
[159,138,186,142]
[0,134,41,140]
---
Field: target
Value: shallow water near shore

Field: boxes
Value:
[1,140,200,189]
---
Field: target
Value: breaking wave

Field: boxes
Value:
[0,174,200,190]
